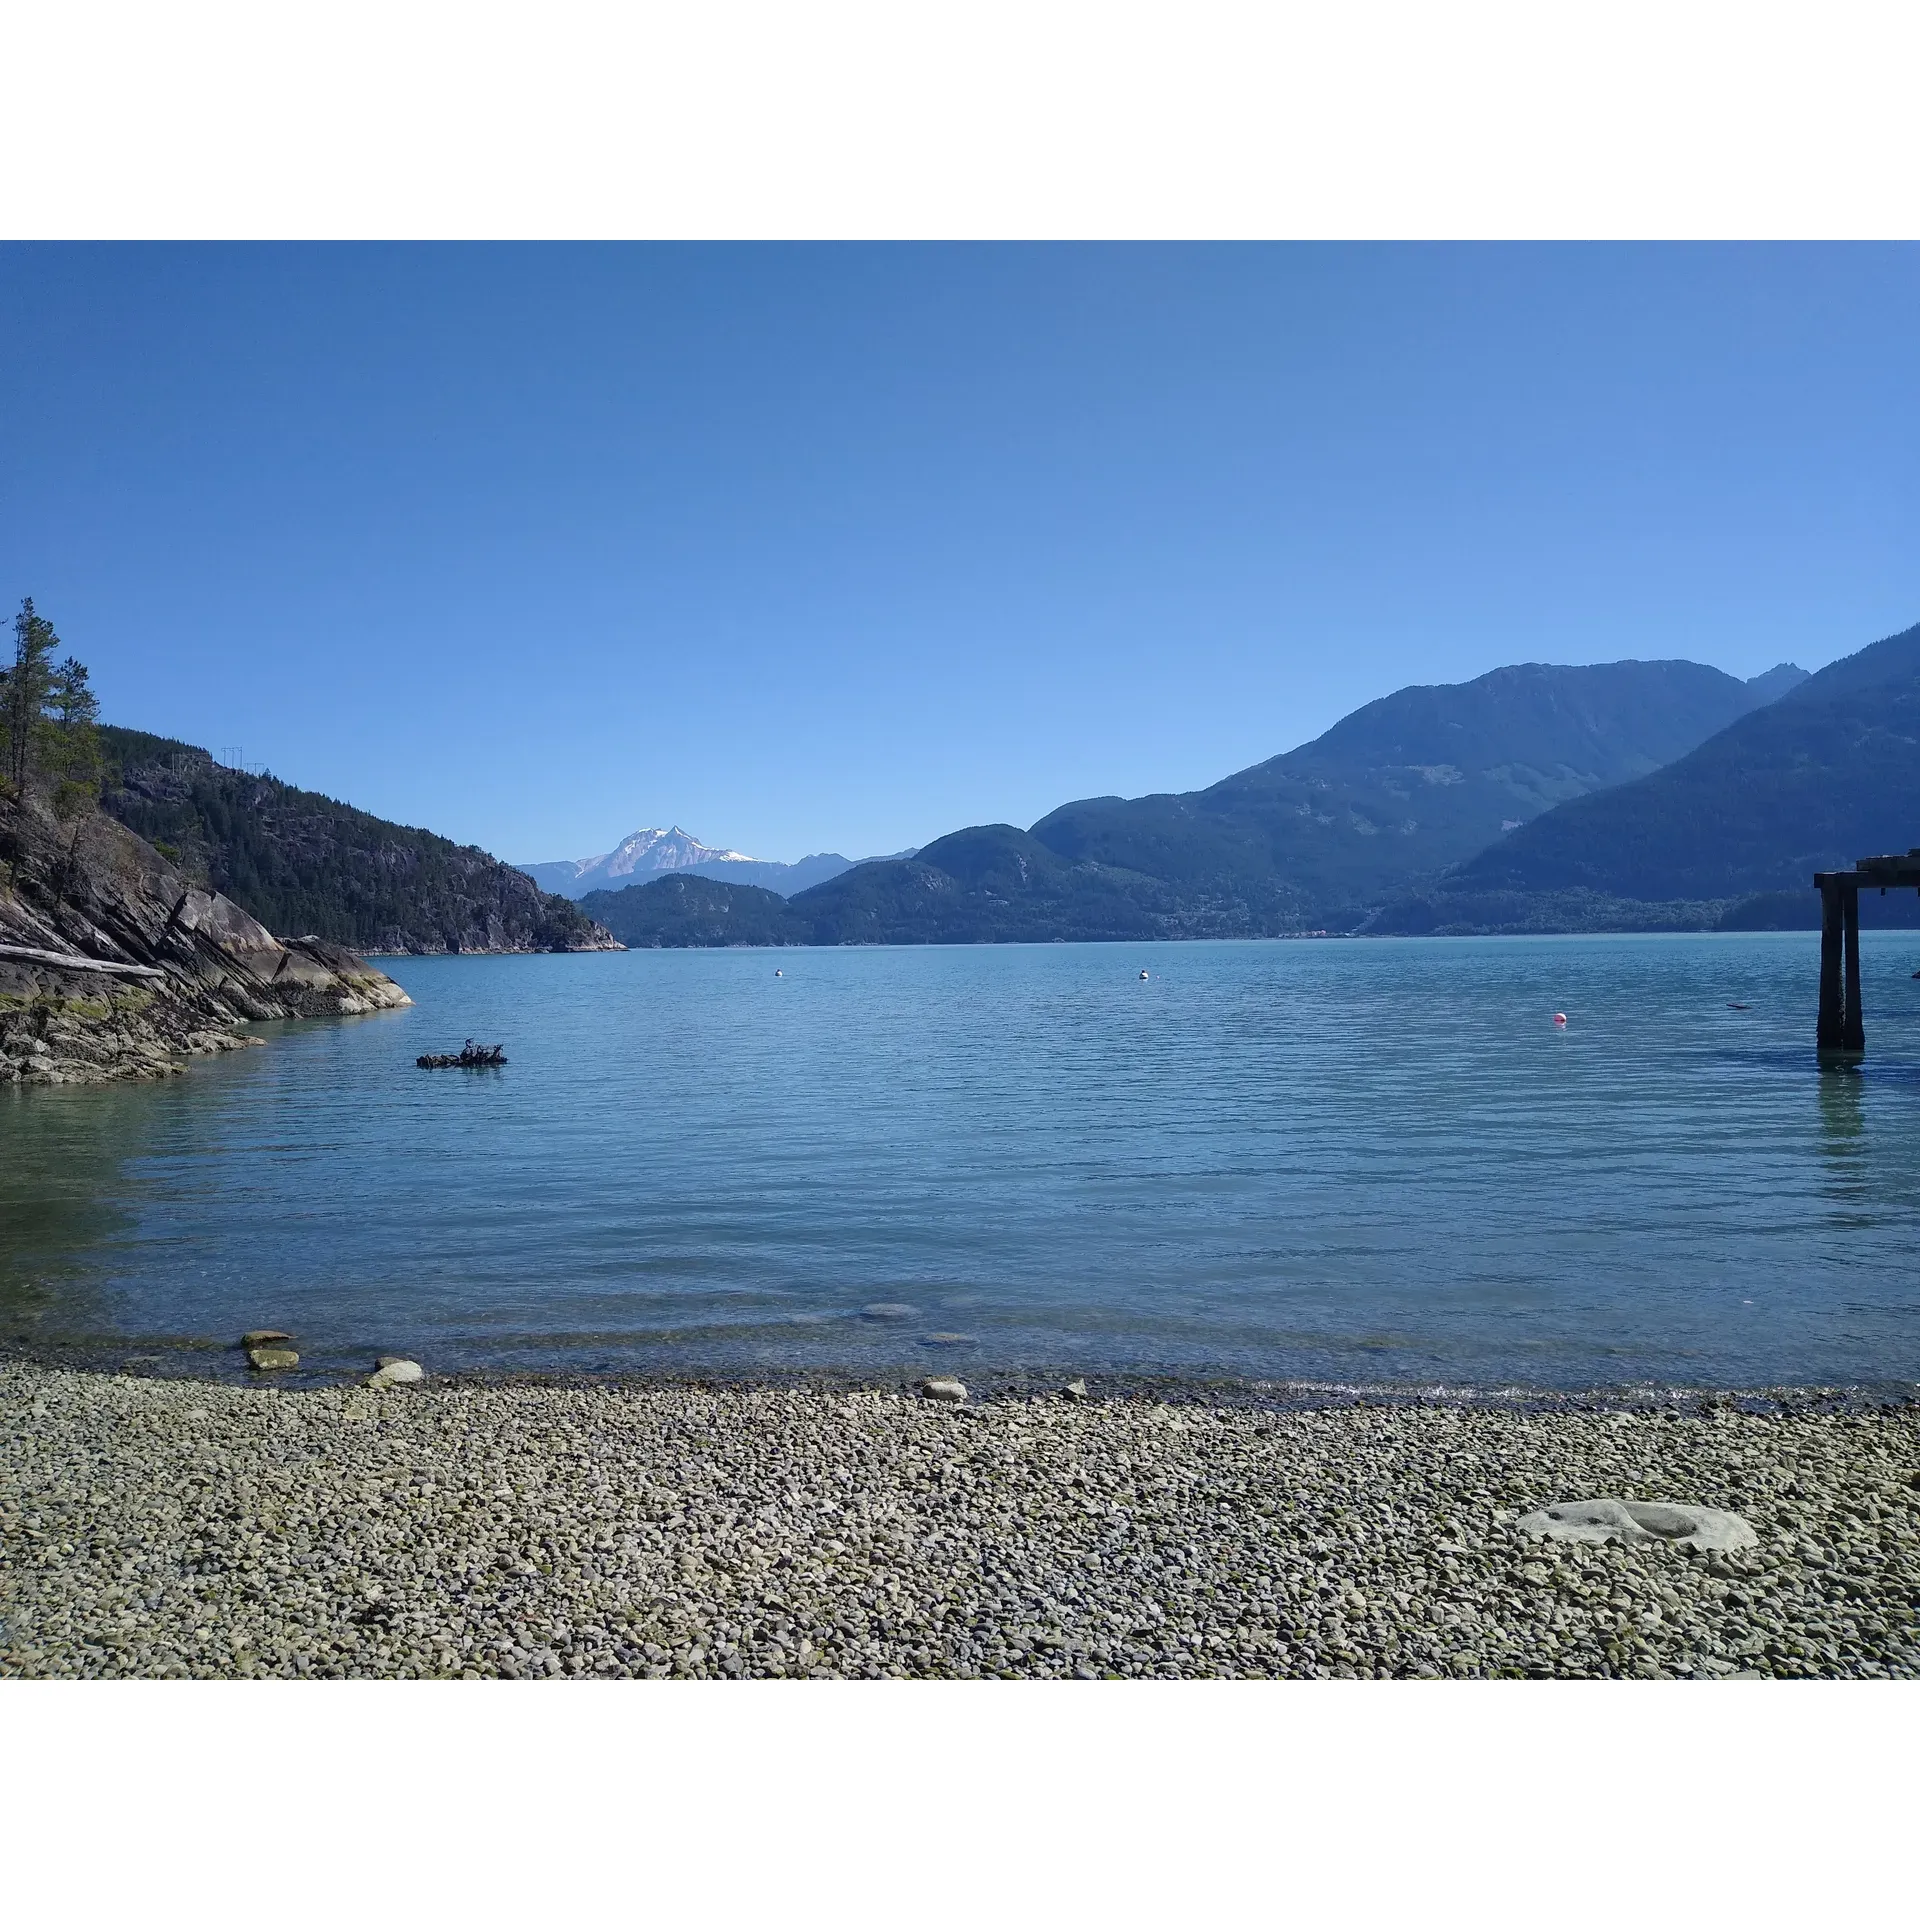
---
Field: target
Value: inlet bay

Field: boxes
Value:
[5,933,1919,1391]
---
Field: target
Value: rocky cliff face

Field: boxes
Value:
[1,791,411,1086]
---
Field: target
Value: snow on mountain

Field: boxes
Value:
[517,828,753,898]
[518,829,922,901]
[595,826,759,879]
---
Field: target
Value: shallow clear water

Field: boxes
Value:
[5,934,1920,1389]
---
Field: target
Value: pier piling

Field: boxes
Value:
[1842,885,1864,1053]
[1817,878,1845,1052]
[1813,850,1920,1059]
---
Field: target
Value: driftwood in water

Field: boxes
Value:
[416,1039,507,1070]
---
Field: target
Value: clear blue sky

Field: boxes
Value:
[4,244,1916,864]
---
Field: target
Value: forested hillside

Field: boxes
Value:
[1030,659,1798,930]
[99,727,618,954]
[1370,622,1920,933]
[581,873,801,946]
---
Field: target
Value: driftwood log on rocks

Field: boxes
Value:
[416,1040,507,1070]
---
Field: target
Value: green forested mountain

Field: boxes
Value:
[1030,659,1796,930]
[1370,621,1920,933]
[99,727,618,954]
[786,826,1188,943]
[581,873,801,946]
[587,828,1193,946]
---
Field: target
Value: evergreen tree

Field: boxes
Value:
[49,655,103,817]
[1,600,101,812]
[1,598,60,795]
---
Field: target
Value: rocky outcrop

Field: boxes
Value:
[1,790,411,1086]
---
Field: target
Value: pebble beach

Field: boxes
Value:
[2,1360,1916,1680]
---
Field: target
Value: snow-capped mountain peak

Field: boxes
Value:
[596,827,757,879]
[518,830,900,901]
[518,828,761,899]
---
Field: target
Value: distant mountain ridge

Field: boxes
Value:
[519,826,763,897]
[522,828,919,899]
[1369,625,1920,933]
[582,654,1812,947]
[1029,658,1804,931]
[582,825,1191,947]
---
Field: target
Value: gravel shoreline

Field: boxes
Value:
[3,1360,1916,1679]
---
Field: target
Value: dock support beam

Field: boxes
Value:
[1815,856,1920,1058]
[1842,885,1864,1053]
[1817,878,1848,1053]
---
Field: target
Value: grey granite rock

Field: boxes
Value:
[1516,1498,1758,1553]
[0,788,409,1084]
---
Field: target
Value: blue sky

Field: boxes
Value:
[3,244,1916,864]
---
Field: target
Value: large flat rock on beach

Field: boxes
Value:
[2,1363,1916,1680]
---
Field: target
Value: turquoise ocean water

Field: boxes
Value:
[4,934,1918,1390]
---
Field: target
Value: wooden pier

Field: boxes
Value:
[1814,851,1920,1057]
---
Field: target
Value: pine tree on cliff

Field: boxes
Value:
[1,598,60,795]
[48,655,103,817]
[0,599,100,814]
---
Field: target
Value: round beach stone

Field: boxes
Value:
[367,1360,424,1387]
[246,1347,298,1371]
[921,1377,968,1403]
[240,1330,292,1349]
[1516,1498,1757,1553]
[860,1304,917,1322]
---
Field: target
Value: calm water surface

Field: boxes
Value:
[5,935,1919,1389]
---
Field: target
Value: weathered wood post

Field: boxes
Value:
[1819,854,1920,1056]
[1816,876,1845,1052]
[1841,884,1864,1054]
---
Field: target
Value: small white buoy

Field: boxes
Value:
[1553,1011,1568,1026]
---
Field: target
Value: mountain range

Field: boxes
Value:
[1370,621,1920,933]
[65,621,1915,958]
[519,828,916,900]
[1026,657,1804,930]
[583,651,1867,947]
